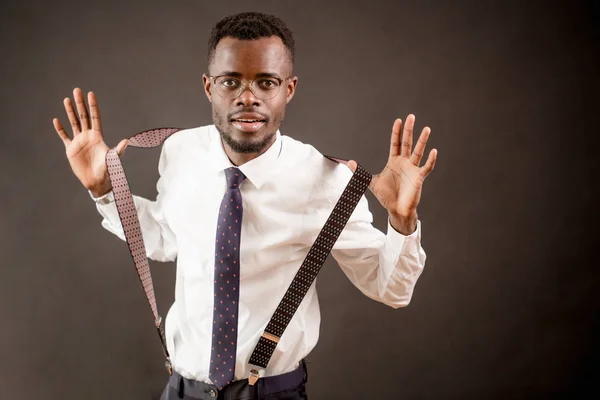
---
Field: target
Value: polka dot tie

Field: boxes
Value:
[209,167,246,389]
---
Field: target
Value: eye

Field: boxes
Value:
[218,77,241,89]
[257,79,279,90]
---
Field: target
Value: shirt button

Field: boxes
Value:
[209,389,217,397]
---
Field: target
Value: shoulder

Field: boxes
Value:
[162,124,217,152]
[157,124,217,174]
[280,134,353,190]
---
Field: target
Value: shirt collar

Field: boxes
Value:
[207,125,283,190]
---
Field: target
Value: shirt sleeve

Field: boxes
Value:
[330,178,426,309]
[89,142,178,262]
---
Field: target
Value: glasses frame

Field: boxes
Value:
[207,74,294,100]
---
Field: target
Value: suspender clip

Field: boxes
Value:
[248,368,260,386]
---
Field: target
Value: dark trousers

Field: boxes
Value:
[160,361,308,400]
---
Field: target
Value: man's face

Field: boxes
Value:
[203,36,297,154]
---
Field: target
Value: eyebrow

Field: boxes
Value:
[218,71,283,79]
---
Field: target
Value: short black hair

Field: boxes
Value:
[207,12,295,66]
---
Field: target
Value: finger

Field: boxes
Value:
[420,148,437,177]
[53,118,71,148]
[346,159,357,173]
[73,88,90,131]
[389,118,402,158]
[401,114,415,158]
[88,91,102,132]
[116,139,129,156]
[63,97,81,135]
[410,127,430,166]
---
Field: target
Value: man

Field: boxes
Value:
[53,11,437,400]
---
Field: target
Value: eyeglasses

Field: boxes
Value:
[207,74,293,101]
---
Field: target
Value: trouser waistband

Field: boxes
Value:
[168,361,307,399]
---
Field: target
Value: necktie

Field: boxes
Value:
[209,167,246,388]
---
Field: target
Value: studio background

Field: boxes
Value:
[0,0,597,399]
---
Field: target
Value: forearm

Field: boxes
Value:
[375,218,426,307]
[90,191,177,262]
[333,218,426,308]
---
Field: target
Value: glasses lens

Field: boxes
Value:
[250,78,281,100]
[214,76,282,100]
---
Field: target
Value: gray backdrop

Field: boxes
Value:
[1,0,598,399]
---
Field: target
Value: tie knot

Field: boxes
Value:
[224,167,246,189]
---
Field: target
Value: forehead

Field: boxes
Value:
[210,36,291,76]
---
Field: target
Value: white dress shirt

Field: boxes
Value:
[89,124,426,383]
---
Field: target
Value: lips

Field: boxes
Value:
[230,112,267,133]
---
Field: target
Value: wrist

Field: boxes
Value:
[89,181,112,198]
[389,211,418,235]
[90,188,111,198]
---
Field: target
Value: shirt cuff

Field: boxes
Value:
[88,189,115,205]
[385,218,421,255]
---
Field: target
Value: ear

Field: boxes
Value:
[285,76,298,104]
[202,73,213,103]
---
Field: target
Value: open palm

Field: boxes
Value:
[53,88,127,195]
[348,114,437,226]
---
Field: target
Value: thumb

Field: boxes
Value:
[346,160,358,173]
[116,139,129,156]
[368,173,378,193]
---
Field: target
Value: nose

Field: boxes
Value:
[235,85,261,107]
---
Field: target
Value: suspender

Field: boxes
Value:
[106,128,180,373]
[105,127,372,382]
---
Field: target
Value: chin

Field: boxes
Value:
[222,125,275,154]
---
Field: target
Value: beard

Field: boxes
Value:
[213,108,284,154]
[217,124,276,154]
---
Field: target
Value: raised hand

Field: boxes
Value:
[348,114,437,235]
[53,88,128,197]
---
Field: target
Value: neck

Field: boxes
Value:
[222,135,277,166]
